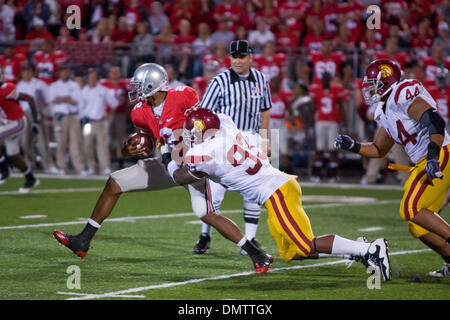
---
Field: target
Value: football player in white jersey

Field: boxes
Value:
[335,59,450,278]
[166,108,392,281]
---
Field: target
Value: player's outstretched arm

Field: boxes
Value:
[335,127,394,158]
[167,161,205,185]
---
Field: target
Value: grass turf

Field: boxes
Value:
[0,176,449,300]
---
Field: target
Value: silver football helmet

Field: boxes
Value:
[128,63,168,102]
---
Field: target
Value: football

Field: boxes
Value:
[127,132,156,157]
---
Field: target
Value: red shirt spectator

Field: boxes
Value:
[169,0,197,34]
[279,0,306,33]
[420,44,450,83]
[252,43,288,81]
[213,0,242,32]
[338,0,364,42]
[110,16,135,43]
[275,20,299,53]
[309,39,346,84]
[0,47,27,83]
[372,37,411,68]
[25,18,54,41]
[32,40,67,85]
[310,81,350,123]
[322,0,340,35]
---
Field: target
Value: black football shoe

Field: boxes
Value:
[240,238,261,256]
[18,177,40,193]
[0,169,9,184]
[53,230,90,258]
[193,233,210,254]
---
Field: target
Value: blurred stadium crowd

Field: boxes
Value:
[0,0,449,183]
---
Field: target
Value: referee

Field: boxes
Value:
[194,40,273,255]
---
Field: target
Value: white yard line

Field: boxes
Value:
[0,200,399,231]
[56,292,146,298]
[64,248,431,300]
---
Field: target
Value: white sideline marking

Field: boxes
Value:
[358,227,384,232]
[19,214,47,219]
[65,248,431,300]
[0,187,103,196]
[0,200,399,230]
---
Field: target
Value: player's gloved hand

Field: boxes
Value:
[31,122,39,134]
[426,142,443,179]
[160,143,173,170]
[334,134,361,153]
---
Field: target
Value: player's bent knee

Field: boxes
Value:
[106,177,123,195]
[408,221,429,238]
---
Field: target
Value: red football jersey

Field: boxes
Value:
[252,53,287,81]
[130,86,200,144]
[0,82,24,120]
[310,83,349,122]
[310,51,346,84]
[99,78,130,114]
[428,86,450,121]
[32,50,67,84]
[420,56,450,82]
[0,53,26,83]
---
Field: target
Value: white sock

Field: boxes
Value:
[201,222,211,235]
[88,218,101,229]
[245,222,258,240]
[236,236,248,248]
[331,235,370,256]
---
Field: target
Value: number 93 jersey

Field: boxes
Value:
[185,114,289,205]
[374,79,450,164]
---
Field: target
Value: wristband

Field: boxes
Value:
[427,141,441,160]
[349,141,361,153]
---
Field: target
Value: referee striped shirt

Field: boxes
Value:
[200,67,272,132]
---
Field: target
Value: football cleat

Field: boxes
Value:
[0,169,9,184]
[428,263,450,278]
[254,254,274,274]
[240,238,261,256]
[18,178,40,193]
[362,238,391,281]
[53,230,89,258]
[193,233,210,255]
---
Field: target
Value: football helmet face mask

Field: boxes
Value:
[362,59,402,104]
[183,108,221,146]
[128,63,168,103]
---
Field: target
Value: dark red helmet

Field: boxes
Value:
[363,59,402,104]
[183,108,221,145]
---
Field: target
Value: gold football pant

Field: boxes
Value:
[264,175,315,262]
[400,145,450,238]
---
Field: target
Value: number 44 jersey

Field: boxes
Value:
[185,114,290,205]
[374,79,450,164]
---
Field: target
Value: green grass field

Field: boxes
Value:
[1,175,449,300]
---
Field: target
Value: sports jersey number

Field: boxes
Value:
[315,61,336,79]
[396,120,417,146]
[405,86,420,101]
[226,132,266,175]
[319,97,333,114]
